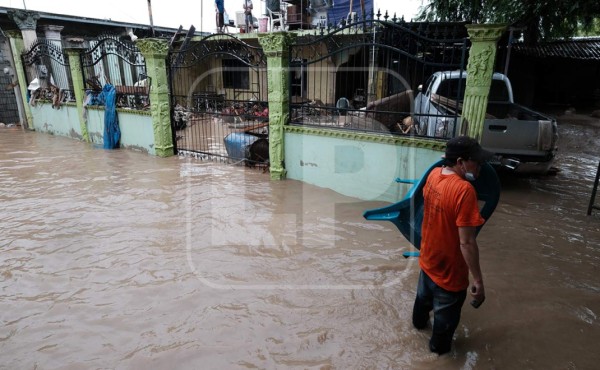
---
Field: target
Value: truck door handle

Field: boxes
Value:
[489,125,507,132]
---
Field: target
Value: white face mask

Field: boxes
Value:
[462,164,476,181]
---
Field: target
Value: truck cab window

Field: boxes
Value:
[437,79,464,101]
[489,80,510,102]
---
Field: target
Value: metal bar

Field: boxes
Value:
[147,0,155,37]
[587,160,600,215]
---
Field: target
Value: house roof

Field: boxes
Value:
[0,6,201,39]
[512,37,600,61]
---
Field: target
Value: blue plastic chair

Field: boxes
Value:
[363,159,501,257]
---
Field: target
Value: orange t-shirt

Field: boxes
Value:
[419,168,485,292]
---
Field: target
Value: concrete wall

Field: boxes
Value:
[285,130,443,202]
[28,102,156,155]
[29,102,83,139]
[85,107,155,155]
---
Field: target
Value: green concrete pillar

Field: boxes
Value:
[462,24,506,141]
[136,38,174,157]
[65,40,89,142]
[259,32,296,180]
[6,30,33,130]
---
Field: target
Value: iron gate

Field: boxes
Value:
[21,39,74,108]
[169,34,269,167]
[80,35,148,110]
[289,15,469,137]
[0,42,19,125]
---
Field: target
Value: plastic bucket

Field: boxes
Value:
[259,17,268,32]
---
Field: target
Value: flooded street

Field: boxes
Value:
[1,123,599,370]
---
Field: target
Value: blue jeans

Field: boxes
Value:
[245,14,253,29]
[412,270,467,355]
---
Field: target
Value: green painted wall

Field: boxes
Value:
[284,130,444,202]
[85,108,155,155]
[29,102,156,154]
[29,103,83,139]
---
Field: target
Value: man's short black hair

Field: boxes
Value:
[444,136,493,164]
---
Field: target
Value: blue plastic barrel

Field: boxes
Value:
[223,132,260,160]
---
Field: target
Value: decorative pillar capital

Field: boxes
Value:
[136,38,169,58]
[465,24,507,87]
[41,25,65,41]
[7,9,40,30]
[64,38,87,53]
[259,32,297,57]
[462,23,507,140]
[466,24,507,42]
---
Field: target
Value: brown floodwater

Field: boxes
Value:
[1,122,599,370]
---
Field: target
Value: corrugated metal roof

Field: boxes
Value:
[512,37,600,60]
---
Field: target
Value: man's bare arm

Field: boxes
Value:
[459,226,485,302]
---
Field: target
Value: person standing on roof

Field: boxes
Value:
[243,0,254,32]
[215,0,225,32]
[412,136,492,355]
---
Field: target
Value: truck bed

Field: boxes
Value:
[486,101,553,121]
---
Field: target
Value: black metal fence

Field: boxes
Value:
[169,34,269,167]
[21,38,74,108]
[0,45,20,125]
[289,14,468,138]
[80,35,149,110]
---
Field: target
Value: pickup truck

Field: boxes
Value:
[413,71,558,174]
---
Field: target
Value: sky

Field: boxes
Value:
[0,0,425,33]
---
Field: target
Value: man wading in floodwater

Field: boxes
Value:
[412,136,491,355]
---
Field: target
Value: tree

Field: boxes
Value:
[577,18,600,36]
[417,0,600,44]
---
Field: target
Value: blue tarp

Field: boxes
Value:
[327,0,373,25]
[97,83,120,150]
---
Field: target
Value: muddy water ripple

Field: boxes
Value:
[1,125,599,369]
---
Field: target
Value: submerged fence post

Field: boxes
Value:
[588,160,600,216]
[5,30,32,130]
[136,38,174,158]
[462,24,506,141]
[65,39,89,142]
[259,32,297,180]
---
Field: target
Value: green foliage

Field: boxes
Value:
[417,0,600,43]
[577,18,600,36]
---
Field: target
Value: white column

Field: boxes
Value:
[42,25,69,90]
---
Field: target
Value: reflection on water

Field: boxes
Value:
[1,124,599,369]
